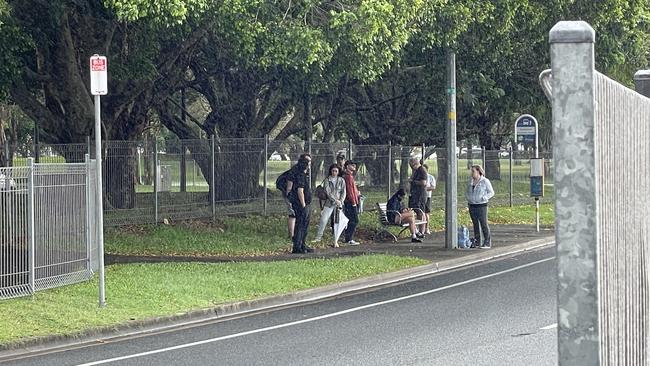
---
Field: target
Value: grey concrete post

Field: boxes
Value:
[550,21,600,365]
[634,70,650,97]
[445,51,458,249]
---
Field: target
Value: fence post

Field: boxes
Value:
[87,136,91,158]
[153,139,159,224]
[387,141,392,201]
[509,147,513,207]
[180,142,187,193]
[211,134,216,221]
[27,158,35,294]
[263,134,269,216]
[348,139,352,160]
[33,142,39,164]
[85,154,92,271]
[550,21,599,364]
[481,146,486,173]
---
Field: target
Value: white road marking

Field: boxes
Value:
[76,256,555,366]
[540,323,557,330]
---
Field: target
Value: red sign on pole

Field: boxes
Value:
[90,54,108,95]
[91,58,106,72]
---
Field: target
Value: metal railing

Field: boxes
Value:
[0,159,96,300]
[549,21,650,365]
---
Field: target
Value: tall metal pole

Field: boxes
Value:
[445,51,458,249]
[94,95,106,307]
[263,134,269,216]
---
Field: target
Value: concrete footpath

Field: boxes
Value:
[0,224,554,358]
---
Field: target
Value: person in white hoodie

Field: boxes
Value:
[466,165,495,248]
[312,164,346,247]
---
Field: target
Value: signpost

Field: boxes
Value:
[514,114,542,232]
[90,54,106,307]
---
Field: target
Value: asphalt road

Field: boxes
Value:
[2,246,557,366]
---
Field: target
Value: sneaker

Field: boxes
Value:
[347,240,360,246]
[411,237,423,243]
[416,232,425,239]
[292,248,305,254]
[480,244,491,249]
[303,245,315,253]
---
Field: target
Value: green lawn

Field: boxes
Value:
[105,204,554,257]
[0,255,428,345]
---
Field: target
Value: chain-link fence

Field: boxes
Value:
[0,140,554,226]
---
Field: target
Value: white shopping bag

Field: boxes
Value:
[333,208,349,244]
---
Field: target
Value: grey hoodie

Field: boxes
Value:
[466,176,495,205]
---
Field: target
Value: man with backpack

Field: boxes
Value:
[276,153,311,241]
[288,156,314,253]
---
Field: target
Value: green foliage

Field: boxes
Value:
[104,0,210,22]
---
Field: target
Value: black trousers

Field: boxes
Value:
[469,204,490,245]
[343,202,359,242]
[292,203,311,250]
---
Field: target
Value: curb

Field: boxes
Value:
[0,236,554,359]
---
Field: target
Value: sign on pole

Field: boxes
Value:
[90,55,108,96]
[514,114,538,148]
[514,114,541,232]
[90,54,107,307]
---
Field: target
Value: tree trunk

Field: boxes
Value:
[104,143,137,210]
[213,142,265,201]
[484,149,502,181]
[362,154,389,187]
[399,146,411,189]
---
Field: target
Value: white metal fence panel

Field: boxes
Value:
[0,161,95,300]
[595,72,650,365]
[0,166,30,299]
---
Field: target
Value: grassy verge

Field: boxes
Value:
[106,204,554,257]
[0,255,427,345]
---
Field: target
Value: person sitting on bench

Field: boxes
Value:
[387,189,423,243]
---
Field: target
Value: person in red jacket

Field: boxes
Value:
[343,161,360,245]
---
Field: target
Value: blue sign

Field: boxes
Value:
[515,115,538,146]
[530,176,544,197]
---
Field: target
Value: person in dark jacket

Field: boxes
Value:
[387,189,422,243]
[289,156,314,254]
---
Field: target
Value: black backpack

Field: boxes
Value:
[276,170,291,193]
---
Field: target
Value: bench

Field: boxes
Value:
[375,202,427,242]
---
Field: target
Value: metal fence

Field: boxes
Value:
[0,139,553,226]
[0,159,97,300]
[549,21,650,365]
